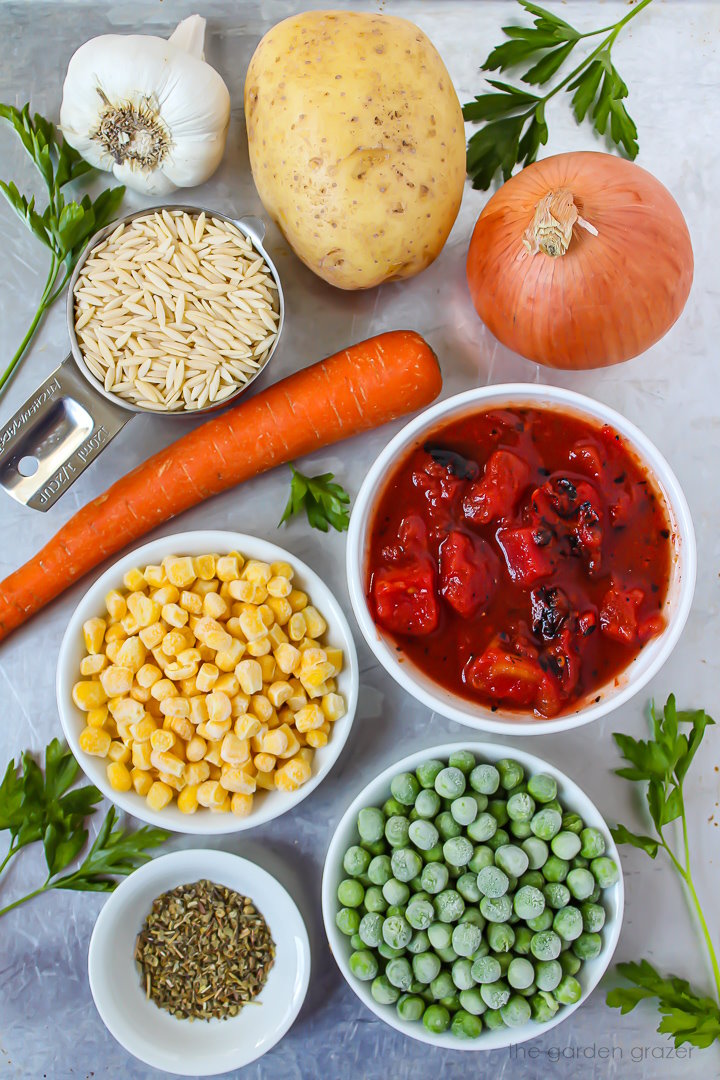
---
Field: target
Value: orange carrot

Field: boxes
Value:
[0,330,441,641]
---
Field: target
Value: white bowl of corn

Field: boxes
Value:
[57,530,359,833]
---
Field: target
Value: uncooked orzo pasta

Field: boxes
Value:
[73,210,280,412]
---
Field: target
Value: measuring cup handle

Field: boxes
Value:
[0,355,132,512]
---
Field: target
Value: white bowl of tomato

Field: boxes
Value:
[346,385,695,735]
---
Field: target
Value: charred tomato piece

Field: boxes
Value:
[530,586,570,641]
[568,442,605,481]
[599,582,644,644]
[496,527,555,586]
[412,456,469,530]
[381,514,430,563]
[465,639,562,717]
[463,450,530,526]
[372,562,439,637]
[439,530,499,619]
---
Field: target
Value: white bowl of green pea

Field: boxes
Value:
[322,743,623,1051]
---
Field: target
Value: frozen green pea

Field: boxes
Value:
[383,796,405,818]
[518,983,537,999]
[497,758,524,790]
[357,873,372,888]
[513,885,546,921]
[507,792,536,823]
[551,831,582,860]
[553,906,583,942]
[434,766,466,799]
[471,954,501,984]
[421,862,449,895]
[451,957,476,991]
[566,867,595,901]
[337,879,364,907]
[412,951,442,984]
[508,959,536,990]
[530,930,562,961]
[488,799,509,827]
[385,905,404,919]
[423,1003,450,1033]
[471,793,489,813]
[560,950,581,976]
[459,907,485,929]
[467,813,497,844]
[371,974,400,1004]
[427,922,453,949]
[580,826,606,859]
[357,807,385,844]
[534,959,562,991]
[411,885,429,901]
[487,828,510,852]
[501,993,531,1027]
[580,902,606,933]
[483,1008,505,1030]
[526,909,553,932]
[423,844,444,865]
[434,889,465,923]
[336,908,360,936]
[459,987,486,1016]
[350,932,363,950]
[443,836,474,868]
[561,811,584,834]
[408,929,431,955]
[416,759,444,789]
[521,837,549,870]
[457,872,482,903]
[543,882,570,909]
[448,750,476,775]
[480,979,510,1010]
[406,899,435,931]
[362,839,386,857]
[470,763,500,794]
[495,952,512,975]
[477,865,509,898]
[382,878,410,907]
[571,856,589,872]
[495,844,529,878]
[451,1009,483,1038]
[397,993,425,1022]
[364,886,387,913]
[480,894,513,923]
[435,945,459,964]
[383,915,412,949]
[385,815,410,848]
[359,912,384,948]
[591,856,619,888]
[588,882,602,903]
[531,807,562,841]
[572,932,602,961]
[542,855,569,883]
[487,922,515,953]
[510,820,533,840]
[391,847,423,883]
[527,773,557,803]
[451,922,484,957]
[430,970,456,1000]
[554,974,582,1004]
[519,869,545,890]
[415,789,441,820]
[513,926,533,956]
[531,989,559,1023]
[435,811,461,841]
[386,956,414,991]
[391,771,420,806]
[451,796,479,827]
[367,854,393,886]
[468,845,495,874]
[349,950,378,981]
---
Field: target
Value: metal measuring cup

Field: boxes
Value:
[0,205,285,512]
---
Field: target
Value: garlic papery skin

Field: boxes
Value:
[60,15,230,196]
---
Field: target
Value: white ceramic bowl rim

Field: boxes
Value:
[346,383,696,736]
[322,739,625,1052]
[57,530,359,833]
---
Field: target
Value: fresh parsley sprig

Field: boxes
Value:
[606,696,720,1049]
[0,739,168,918]
[0,104,125,395]
[279,464,351,533]
[463,0,654,189]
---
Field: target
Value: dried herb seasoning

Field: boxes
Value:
[135,878,275,1021]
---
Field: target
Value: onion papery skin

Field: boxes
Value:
[466,151,694,370]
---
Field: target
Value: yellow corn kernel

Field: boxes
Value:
[99,665,133,697]
[325,677,337,693]
[132,741,153,770]
[219,765,256,794]
[278,705,295,726]
[298,637,320,652]
[159,629,185,658]
[215,639,245,671]
[255,654,273,681]
[107,760,132,791]
[268,623,289,649]
[150,749,185,778]
[158,771,186,792]
[236,659,263,695]
[301,647,327,670]
[185,760,210,786]
[230,792,253,817]
[197,780,226,807]
[143,564,166,588]
[195,616,232,653]
[210,793,231,814]
[267,680,292,708]
[79,726,111,757]
[246,637,271,657]
[306,724,330,748]
[261,728,288,756]
[250,724,269,754]
[195,662,218,692]
[179,589,202,615]
[150,647,170,672]
[131,683,151,704]
[159,695,190,718]
[192,580,218,599]
[254,752,276,773]
[286,680,308,711]
[167,716,193,742]
[215,673,240,698]
[146,781,173,811]
[294,703,325,733]
[236,608,264,643]
[125,591,158,627]
[228,578,255,603]
[276,724,301,759]
[205,690,230,723]
[72,680,107,711]
[130,715,158,742]
[224,617,244,640]
[150,679,178,702]
[219,582,233,603]
[121,611,140,636]
[267,574,292,599]
[139,621,165,649]
[177,784,198,814]
[248,694,271,724]
[112,717,128,742]
[107,740,131,764]
[164,661,197,682]
[200,717,232,742]
[274,642,301,675]
[124,566,147,592]
[186,735,207,762]
[303,605,327,638]
[87,706,108,729]
[323,647,343,675]
[131,768,153,796]
[136,663,162,689]
[117,637,147,674]
[146,698,163,718]
[105,589,127,620]
[105,641,123,665]
[275,756,312,792]
[230,692,251,718]
[160,602,186,628]
[322,693,346,722]
[288,612,307,642]
[288,588,308,612]
[214,554,239,582]
[151,728,175,752]
[254,769,276,792]
[271,560,294,579]
[192,554,216,580]
[80,654,106,677]
[307,681,331,700]
[301,663,335,692]
[189,696,208,725]
[82,617,107,655]
[267,597,292,627]
[105,622,127,644]
[164,556,196,589]
[150,585,179,608]
[240,558,270,585]
[201,591,227,620]
[235,713,262,739]
[220,733,250,766]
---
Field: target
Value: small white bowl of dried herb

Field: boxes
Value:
[88,848,310,1075]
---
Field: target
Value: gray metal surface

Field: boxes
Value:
[1,3,718,1079]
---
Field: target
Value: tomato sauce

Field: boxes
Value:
[366,406,673,718]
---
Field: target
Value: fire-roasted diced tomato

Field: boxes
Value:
[568,443,605,481]
[530,586,569,641]
[529,477,604,575]
[465,645,544,708]
[463,450,530,526]
[411,456,469,529]
[542,628,581,701]
[497,527,555,586]
[381,514,430,563]
[372,563,439,636]
[599,583,644,644]
[439,530,498,619]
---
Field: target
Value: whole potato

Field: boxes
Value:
[244,10,466,290]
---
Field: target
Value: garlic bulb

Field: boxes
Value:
[60,15,230,195]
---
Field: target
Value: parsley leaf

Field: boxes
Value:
[278,464,351,533]
[607,961,720,1050]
